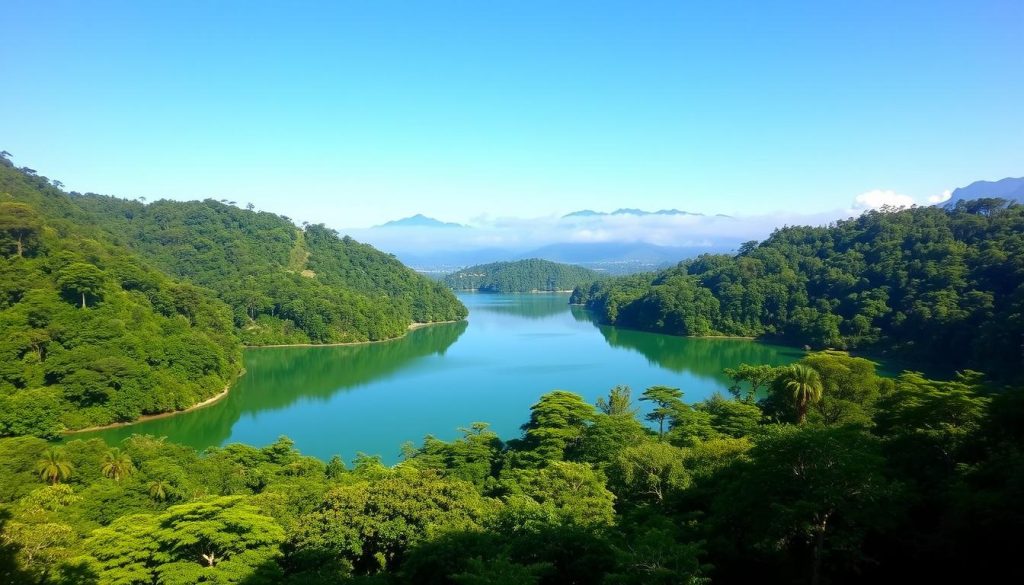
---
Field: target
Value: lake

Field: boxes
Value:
[76,293,805,463]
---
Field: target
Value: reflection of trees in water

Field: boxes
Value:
[469,294,572,320]
[81,321,468,449]
[596,325,803,382]
[570,305,598,324]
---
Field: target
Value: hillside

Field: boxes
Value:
[443,259,601,293]
[70,192,467,345]
[0,158,241,435]
[572,202,1024,380]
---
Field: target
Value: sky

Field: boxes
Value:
[2,0,1022,230]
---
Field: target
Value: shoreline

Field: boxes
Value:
[248,319,464,349]
[64,369,246,435]
[61,319,464,435]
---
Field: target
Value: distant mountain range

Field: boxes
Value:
[375,214,467,228]
[942,177,1024,208]
[562,208,728,218]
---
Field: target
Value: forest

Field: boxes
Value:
[68,186,466,345]
[0,158,465,435]
[1,350,1021,584]
[571,201,1024,381]
[444,259,601,293]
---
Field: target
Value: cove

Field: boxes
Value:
[75,293,806,464]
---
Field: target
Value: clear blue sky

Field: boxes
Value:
[2,0,1022,227]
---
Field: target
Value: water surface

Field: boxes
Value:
[79,293,804,463]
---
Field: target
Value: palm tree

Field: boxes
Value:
[782,364,824,424]
[36,448,73,485]
[149,480,170,502]
[100,448,135,482]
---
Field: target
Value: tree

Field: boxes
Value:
[780,364,823,424]
[640,386,684,438]
[724,364,782,403]
[149,480,170,502]
[0,202,42,258]
[518,391,596,463]
[596,385,638,417]
[291,470,484,576]
[100,448,135,482]
[83,496,285,584]
[710,426,895,585]
[610,441,689,507]
[36,448,72,485]
[56,262,105,308]
[697,393,763,438]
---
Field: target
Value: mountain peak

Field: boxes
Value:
[942,177,1024,208]
[563,208,703,218]
[375,214,467,228]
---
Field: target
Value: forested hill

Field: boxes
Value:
[572,201,1024,380]
[444,258,601,292]
[0,158,241,435]
[64,181,467,345]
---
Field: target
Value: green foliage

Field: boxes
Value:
[444,259,601,293]
[595,385,638,417]
[36,448,73,485]
[289,469,484,577]
[514,391,596,464]
[779,364,824,424]
[573,203,1024,380]
[0,201,42,258]
[609,441,689,507]
[709,425,897,584]
[82,496,285,584]
[70,191,466,344]
[0,363,1017,583]
[0,155,468,435]
[640,385,685,438]
[99,448,135,482]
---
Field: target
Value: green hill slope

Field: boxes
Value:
[444,258,601,293]
[0,159,241,435]
[68,187,467,345]
[572,202,1024,379]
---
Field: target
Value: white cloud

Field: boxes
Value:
[928,189,952,204]
[852,189,917,210]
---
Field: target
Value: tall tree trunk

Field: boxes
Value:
[81,292,86,309]
[16,234,23,257]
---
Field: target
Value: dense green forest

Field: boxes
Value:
[571,202,1024,380]
[0,160,241,436]
[0,157,465,435]
[69,188,466,345]
[1,351,1021,583]
[444,259,601,293]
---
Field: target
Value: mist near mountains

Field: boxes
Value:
[345,177,1024,272]
[344,207,844,272]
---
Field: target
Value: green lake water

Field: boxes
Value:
[77,293,806,464]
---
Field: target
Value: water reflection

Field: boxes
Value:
[75,320,468,449]
[468,293,573,319]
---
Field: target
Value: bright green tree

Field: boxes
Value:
[640,386,685,438]
[596,385,638,417]
[83,496,285,584]
[100,448,135,482]
[36,448,72,485]
[0,202,42,258]
[518,391,596,463]
[56,262,105,308]
[780,364,824,424]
